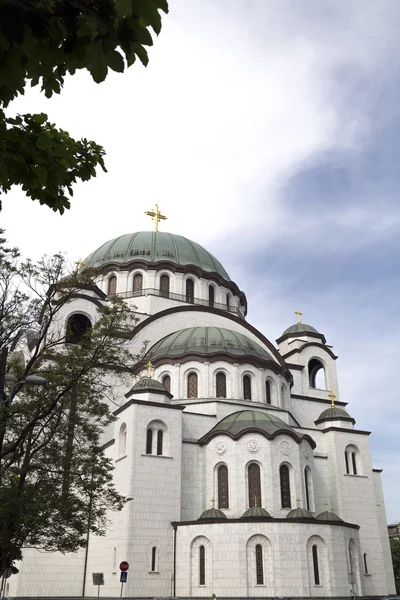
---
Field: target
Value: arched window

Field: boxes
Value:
[151,547,157,572]
[157,430,163,456]
[218,465,229,509]
[308,358,326,389]
[248,463,261,507]
[186,278,194,303]
[118,423,127,457]
[66,313,92,344]
[160,274,170,298]
[265,380,271,404]
[216,372,227,398]
[363,553,368,575]
[187,372,198,398]
[352,452,357,475]
[226,294,230,311]
[312,545,320,585]
[304,466,313,511]
[133,273,143,293]
[199,545,205,585]
[162,374,171,393]
[108,275,117,295]
[146,429,153,455]
[345,451,350,474]
[208,285,215,307]
[243,375,252,400]
[255,544,264,585]
[280,464,291,508]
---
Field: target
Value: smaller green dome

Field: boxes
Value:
[316,510,343,522]
[315,406,354,425]
[242,506,271,518]
[131,377,167,392]
[283,323,320,336]
[198,508,227,520]
[286,507,315,520]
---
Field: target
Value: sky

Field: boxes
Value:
[1,0,400,521]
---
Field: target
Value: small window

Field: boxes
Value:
[108,275,117,295]
[308,358,326,389]
[133,273,143,292]
[162,374,171,393]
[187,372,198,398]
[118,423,127,457]
[218,465,229,509]
[216,372,227,398]
[305,467,311,511]
[66,313,92,344]
[226,294,230,310]
[199,545,205,585]
[243,375,252,400]
[151,547,157,572]
[363,552,368,575]
[186,278,194,303]
[160,274,170,298]
[157,430,163,455]
[208,285,215,307]
[280,464,291,508]
[265,380,271,404]
[146,429,153,455]
[312,545,320,585]
[255,544,264,585]
[248,463,261,507]
[352,452,357,475]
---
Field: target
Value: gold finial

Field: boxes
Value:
[324,502,329,511]
[254,496,258,507]
[330,506,335,513]
[145,204,167,232]
[146,361,153,379]
[295,309,302,324]
[75,258,84,273]
[296,498,301,508]
[211,498,215,508]
[328,391,336,408]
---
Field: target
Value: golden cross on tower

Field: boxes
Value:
[324,502,329,511]
[145,204,167,232]
[75,258,84,273]
[295,309,302,324]
[211,498,215,508]
[328,391,336,408]
[146,361,153,379]
[296,498,301,508]
[254,496,258,508]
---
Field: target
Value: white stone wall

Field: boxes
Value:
[174,520,362,597]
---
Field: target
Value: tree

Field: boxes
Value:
[0,0,168,213]
[0,231,144,575]
[390,538,400,594]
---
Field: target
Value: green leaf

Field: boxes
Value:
[88,48,108,83]
[107,51,125,73]
[35,165,47,186]
[132,43,148,66]
[31,113,48,125]
[115,0,133,18]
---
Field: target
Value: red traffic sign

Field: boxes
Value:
[119,561,129,572]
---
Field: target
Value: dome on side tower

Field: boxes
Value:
[83,231,230,280]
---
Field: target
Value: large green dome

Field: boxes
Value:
[83,231,230,280]
[146,327,274,362]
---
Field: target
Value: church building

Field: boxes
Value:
[10,206,395,598]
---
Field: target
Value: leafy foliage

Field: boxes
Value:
[0,0,168,212]
[0,231,144,574]
[391,538,400,593]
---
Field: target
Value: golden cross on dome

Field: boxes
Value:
[254,496,258,507]
[328,391,336,408]
[75,258,84,273]
[145,204,167,232]
[296,498,301,508]
[146,361,153,379]
[324,502,329,511]
[295,309,302,324]
[211,498,215,508]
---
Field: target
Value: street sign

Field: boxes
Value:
[92,573,104,585]
[120,572,128,583]
[120,561,129,572]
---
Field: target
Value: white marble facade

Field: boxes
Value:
[9,231,395,599]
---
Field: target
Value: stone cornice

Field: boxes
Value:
[282,342,338,361]
[171,517,359,530]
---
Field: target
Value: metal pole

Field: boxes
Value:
[120,582,123,598]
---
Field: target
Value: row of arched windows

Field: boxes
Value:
[118,421,167,458]
[106,273,232,308]
[161,371,283,402]
[216,462,313,510]
[194,535,360,587]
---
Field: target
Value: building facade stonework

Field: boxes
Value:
[9,230,395,598]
